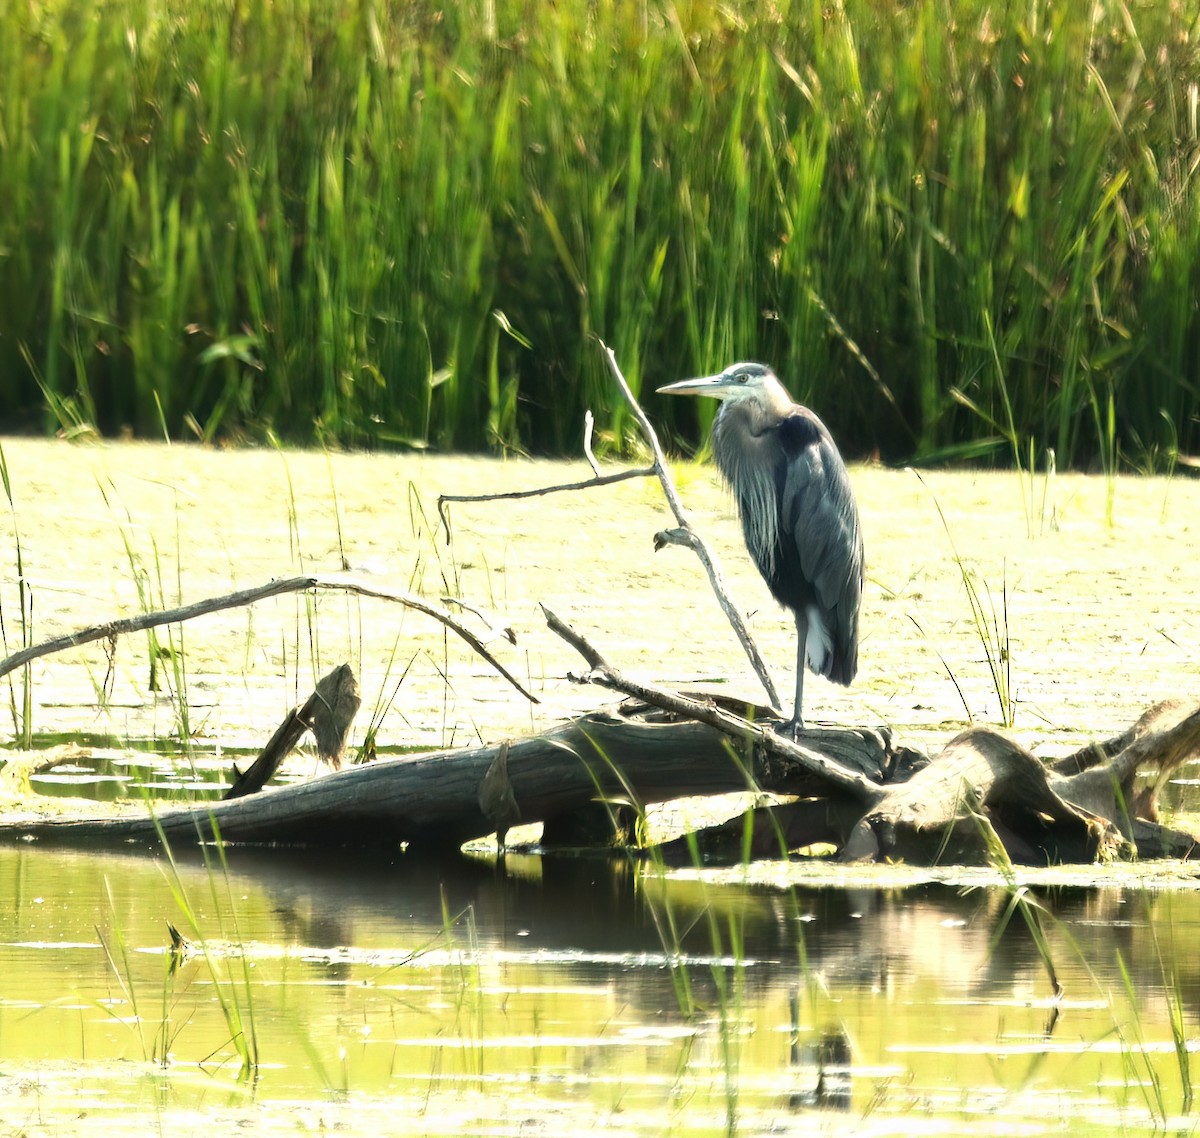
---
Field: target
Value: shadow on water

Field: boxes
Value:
[224,845,1158,1002]
[4,837,1192,999]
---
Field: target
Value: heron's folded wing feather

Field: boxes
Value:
[778,413,863,614]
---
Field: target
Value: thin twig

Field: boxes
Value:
[436,466,656,541]
[0,574,539,703]
[541,604,607,670]
[597,341,781,711]
[440,595,517,645]
[543,606,878,803]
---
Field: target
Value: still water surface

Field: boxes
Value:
[2,837,1198,1135]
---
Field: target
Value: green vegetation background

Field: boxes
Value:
[1,0,1197,466]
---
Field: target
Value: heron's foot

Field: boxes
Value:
[773,717,804,741]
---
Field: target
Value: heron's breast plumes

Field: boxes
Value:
[712,405,781,581]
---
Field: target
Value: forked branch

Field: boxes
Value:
[542,605,880,803]
[434,342,781,711]
[596,344,780,710]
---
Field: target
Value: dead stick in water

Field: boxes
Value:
[432,341,781,713]
[542,604,879,803]
[596,341,781,712]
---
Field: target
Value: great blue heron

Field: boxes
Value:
[658,361,863,735]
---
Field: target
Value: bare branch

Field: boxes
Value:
[597,341,781,711]
[0,574,539,704]
[436,466,656,542]
[0,578,302,678]
[427,341,780,711]
[544,606,879,803]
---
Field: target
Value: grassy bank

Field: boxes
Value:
[1,0,1197,464]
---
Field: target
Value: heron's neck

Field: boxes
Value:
[759,376,798,422]
[718,385,796,436]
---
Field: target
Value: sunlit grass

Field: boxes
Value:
[0,0,1197,466]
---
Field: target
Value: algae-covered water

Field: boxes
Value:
[0,439,1198,1134]
[0,439,1194,750]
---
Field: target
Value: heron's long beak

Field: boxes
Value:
[656,375,734,397]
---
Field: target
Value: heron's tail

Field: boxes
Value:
[805,604,857,685]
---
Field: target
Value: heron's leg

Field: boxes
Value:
[792,608,807,733]
[775,609,807,739]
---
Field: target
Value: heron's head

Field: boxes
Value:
[657,362,791,410]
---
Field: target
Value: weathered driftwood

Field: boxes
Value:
[655,700,1200,865]
[0,702,787,851]
[3,669,1196,864]
[224,664,361,798]
[851,702,1200,863]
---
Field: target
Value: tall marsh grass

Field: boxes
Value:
[1,0,1198,465]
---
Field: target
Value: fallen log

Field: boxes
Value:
[839,726,1128,865]
[0,701,783,852]
[4,685,1195,864]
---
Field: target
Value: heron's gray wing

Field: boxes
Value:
[778,413,863,613]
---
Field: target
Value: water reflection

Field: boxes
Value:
[27,750,296,803]
[0,842,1195,1134]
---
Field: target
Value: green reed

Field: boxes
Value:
[2,0,1198,466]
[0,443,33,748]
[154,815,261,1078]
